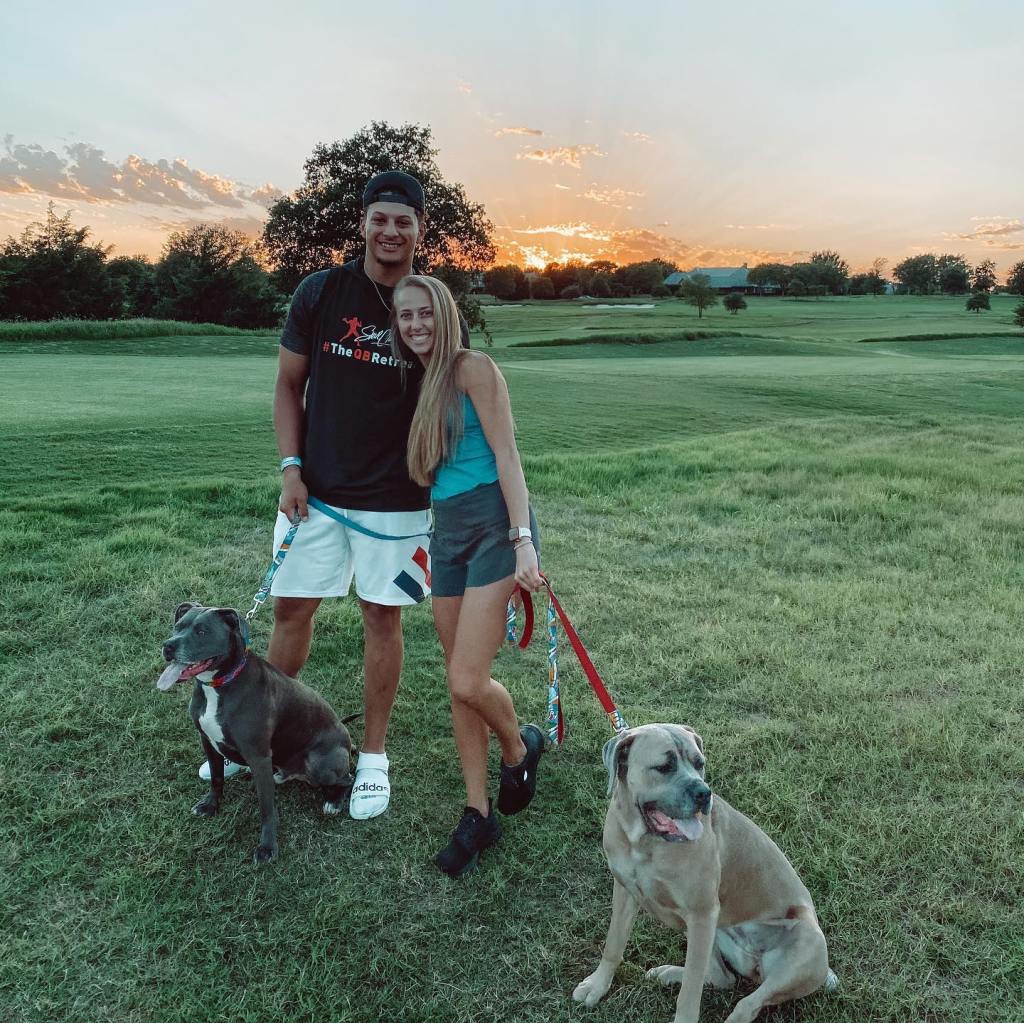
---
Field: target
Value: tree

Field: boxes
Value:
[809,250,850,294]
[154,224,283,328]
[723,292,747,315]
[531,276,555,299]
[893,254,937,295]
[850,272,887,295]
[107,255,157,317]
[262,122,494,293]
[560,284,582,300]
[620,260,672,295]
[789,279,809,298]
[651,284,671,298]
[0,204,122,320]
[679,273,718,318]
[747,262,792,294]
[589,274,612,298]
[936,254,971,295]
[483,264,526,300]
[965,292,990,313]
[972,259,997,293]
[1006,260,1024,296]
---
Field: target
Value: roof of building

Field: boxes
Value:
[664,267,750,288]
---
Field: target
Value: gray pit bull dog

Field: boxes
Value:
[159,602,354,864]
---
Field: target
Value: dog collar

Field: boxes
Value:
[208,652,248,688]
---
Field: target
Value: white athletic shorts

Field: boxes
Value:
[270,501,432,605]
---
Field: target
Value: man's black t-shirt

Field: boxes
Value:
[280,258,467,512]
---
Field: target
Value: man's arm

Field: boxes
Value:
[274,347,310,521]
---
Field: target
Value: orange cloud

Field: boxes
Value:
[494,126,544,137]
[622,131,652,143]
[516,145,604,169]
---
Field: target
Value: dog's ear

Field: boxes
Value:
[174,602,197,623]
[603,730,635,797]
[663,723,704,756]
[214,608,243,633]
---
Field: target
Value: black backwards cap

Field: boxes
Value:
[362,171,425,214]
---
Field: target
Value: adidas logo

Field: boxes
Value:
[354,782,388,792]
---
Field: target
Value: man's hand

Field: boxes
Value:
[279,467,308,522]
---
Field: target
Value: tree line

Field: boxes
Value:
[3,121,1024,326]
[0,205,283,327]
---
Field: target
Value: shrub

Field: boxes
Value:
[651,284,671,298]
[560,284,582,300]
[723,292,747,315]
[1014,302,1024,328]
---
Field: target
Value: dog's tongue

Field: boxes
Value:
[649,808,704,842]
[156,662,185,691]
[156,659,215,690]
[673,816,704,841]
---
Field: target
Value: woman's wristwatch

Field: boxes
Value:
[508,526,532,544]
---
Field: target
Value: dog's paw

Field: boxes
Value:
[646,964,684,987]
[191,796,220,817]
[322,800,343,816]
[252,843,278,865]
[572,969,612,1007]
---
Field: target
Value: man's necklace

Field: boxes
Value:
[367,272,391,312]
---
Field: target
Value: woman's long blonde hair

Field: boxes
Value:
[391,274,466,486]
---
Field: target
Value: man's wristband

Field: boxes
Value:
[280,456,303,472]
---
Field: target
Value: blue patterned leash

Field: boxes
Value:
[246,516,301,621]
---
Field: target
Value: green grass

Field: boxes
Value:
[2,298,1023,1022]
[0,317,276,342]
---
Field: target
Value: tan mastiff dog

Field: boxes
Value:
[573,724,837,1023]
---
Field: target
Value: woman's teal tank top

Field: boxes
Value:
[431,394,499,501]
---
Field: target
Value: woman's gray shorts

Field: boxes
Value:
[430,481,540,598]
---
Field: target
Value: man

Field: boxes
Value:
[202,171,459,820]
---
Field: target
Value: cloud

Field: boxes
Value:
[622,131,652,143]
[456,80,473,94]
[580,186,644,209]
[0,137,278,211]
[494,126,544,138]
[511,222,612,242]
[516,145,604,169]
[554,183,571,190]
[951,218,1024,239]
[724,222,797,231]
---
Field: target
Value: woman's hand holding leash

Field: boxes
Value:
[514,542,544,592]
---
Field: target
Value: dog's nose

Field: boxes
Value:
[162,642,175,661]
[693,785,712,812]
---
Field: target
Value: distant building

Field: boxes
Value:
[664,266,777,295]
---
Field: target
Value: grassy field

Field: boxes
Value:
[2,296,1023,1023]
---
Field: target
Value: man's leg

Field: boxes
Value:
[358,599,403,753]
[267,596,322,677]
[349,598,403,820]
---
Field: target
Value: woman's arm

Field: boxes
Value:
[459,352,543,591]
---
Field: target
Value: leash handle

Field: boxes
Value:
[508,577,627,747]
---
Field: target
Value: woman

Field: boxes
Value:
[391,274,545,877]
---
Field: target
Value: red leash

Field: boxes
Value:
[509,576,628,745]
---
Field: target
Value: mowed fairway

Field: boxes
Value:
[2,296,1023,1023]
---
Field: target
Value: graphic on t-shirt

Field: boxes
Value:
[320,314,413,369]
[340,316,362,342]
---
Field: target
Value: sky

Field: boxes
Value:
[2,0,1022,275]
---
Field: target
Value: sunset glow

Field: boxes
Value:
[1,2,1021,277]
